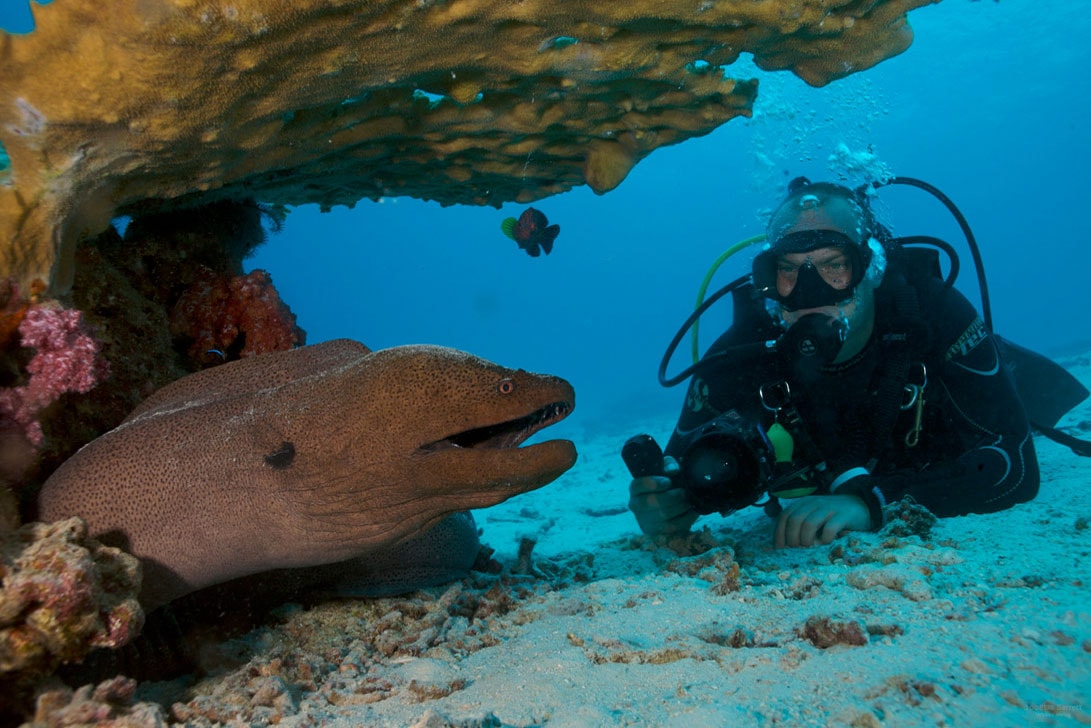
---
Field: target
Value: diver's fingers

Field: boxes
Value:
[661,509,700,535]
[797,507,836,547]
[817,496,871,543]
[629,479,697,536]
[775,498,824,548]
[774,510,786,548]
[775,500,803,547]
[633,496,697,536]
[646,489,694,520]
[819,514,851,545]
[629,475,675,497]
[629,482,691,521]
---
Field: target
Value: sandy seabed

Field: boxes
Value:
[48,358,1091,727]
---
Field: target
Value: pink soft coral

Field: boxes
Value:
[0,306,110,447]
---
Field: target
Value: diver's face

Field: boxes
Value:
[777,251,876,366]
[776,246,857,332]
[775,247,854,300]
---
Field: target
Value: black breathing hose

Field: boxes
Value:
[874,176,993,333]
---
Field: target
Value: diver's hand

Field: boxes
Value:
[775,494,871,548]
[627,456,698,537]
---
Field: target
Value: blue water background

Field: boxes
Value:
[4,1,1089,440]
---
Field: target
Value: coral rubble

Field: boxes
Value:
[0,517,143,722]
[1,0,933,293]
[28,676,168,728]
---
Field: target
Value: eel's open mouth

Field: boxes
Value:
[422,400,572,452]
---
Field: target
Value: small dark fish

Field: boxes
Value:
[500,207,560,257]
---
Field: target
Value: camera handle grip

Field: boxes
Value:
[621,434,665,478]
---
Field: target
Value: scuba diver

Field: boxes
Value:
[624,176,1089,547]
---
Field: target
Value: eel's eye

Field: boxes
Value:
[498,378,515,395]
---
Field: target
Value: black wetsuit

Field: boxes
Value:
[664,262,1040,528]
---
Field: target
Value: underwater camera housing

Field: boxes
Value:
[623,410,777,515]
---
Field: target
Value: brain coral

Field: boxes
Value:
[0,0,933,293]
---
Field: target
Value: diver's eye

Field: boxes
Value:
[498,378,515,394]
[776,261,800,280]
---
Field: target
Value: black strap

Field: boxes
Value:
[869,274,924,462]
[779,399,827,468]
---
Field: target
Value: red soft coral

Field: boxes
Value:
[0,306,110,447]
[169,267,305,364]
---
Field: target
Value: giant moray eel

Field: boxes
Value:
[39,339,576,610]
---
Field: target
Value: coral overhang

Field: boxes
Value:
[0,0,934,293]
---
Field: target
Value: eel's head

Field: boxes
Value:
[359,345,576,514]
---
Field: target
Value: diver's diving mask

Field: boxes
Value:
[752,229,869,311]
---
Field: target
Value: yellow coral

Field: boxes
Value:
[0,0,932,293]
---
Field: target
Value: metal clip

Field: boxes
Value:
[903,363,928,448]
[905,389,925,447]
[901,384,920,411]
[759,380,792,413]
